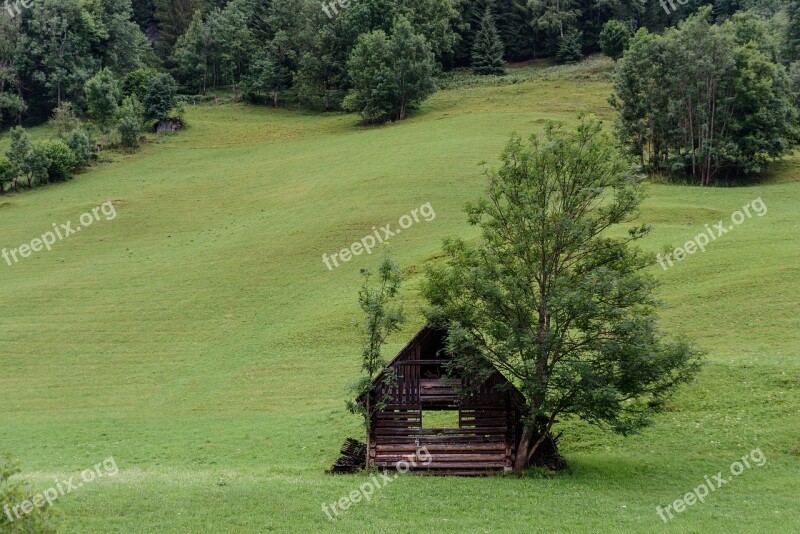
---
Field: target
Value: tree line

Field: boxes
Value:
[4,0,798,124]
[0,0,799,185]
[611,6,800,184]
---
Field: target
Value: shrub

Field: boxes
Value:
[39,140,77,182]
[64,128,96,168]
[0,453,58,533]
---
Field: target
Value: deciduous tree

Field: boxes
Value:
[423,118,702,472]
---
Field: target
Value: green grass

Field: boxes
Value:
[1,59,799,533]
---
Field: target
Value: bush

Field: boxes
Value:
[144,73,177,122]
[0,453,58,533]
[64,128,96,168]
[117,96,145,149]
[556,29,583,64]
[39,140,77,182]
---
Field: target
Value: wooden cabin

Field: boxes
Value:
[361,325,525,475]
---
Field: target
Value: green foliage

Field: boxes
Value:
[0,453,57,533]
[122,68,160,101]
[49,102,81,136]
[38,139,77,182]
[117,96,145,149]
[611,8,799,184]
[556,29,583,63]
[143,73,177,122]
[0,156,13,193]
[422,117,703,470]
[6,126,32,182]
[241,51,279,106]
[344,16,437,123]
[63,128,96,169]
[154,0,203,58]
[346,257,405,436]
[26,144,52,187]
[471,8,506,75]
[85,68,122,131]
[172,11,211,94]
[785,0,800,62]
[599,19,631,61]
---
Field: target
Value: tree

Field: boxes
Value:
[172,11,212,94]
[0,454,57,533]
[344,17,436,123]
[347,258,406,443]
[471,8,506,75]
[612,9,799,184]
[85,68,121,131]
[50,102,81,136]
[6,126,31,189]
[422,118,702,472]
[117,96,145,148]
[26,144,52,187]
[154,0,203,58]
[786,0,800,62]
[122,68,160,101]
[241,50,280,106]
[143,73,177,122]
[599,19,631,61]
[64,128,96,168]
[21,0,103,110]
[555,28,583,63]
[0,156,14,194]
[0,15,26,126]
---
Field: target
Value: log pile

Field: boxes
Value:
[327,438,366,474]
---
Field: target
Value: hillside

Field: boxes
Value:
[1,61,799,532]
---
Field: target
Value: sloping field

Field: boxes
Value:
[1,63,799,532]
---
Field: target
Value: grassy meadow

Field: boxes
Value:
[1,59,799,532]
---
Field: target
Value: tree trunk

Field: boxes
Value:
[513,426,534,472]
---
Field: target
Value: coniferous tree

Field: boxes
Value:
[471,8,507,75]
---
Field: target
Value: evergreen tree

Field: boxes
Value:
[556,28,583,63]
[471,8,507,75]
[786,0,800,62]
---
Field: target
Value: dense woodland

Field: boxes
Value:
[0,0,798,188]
